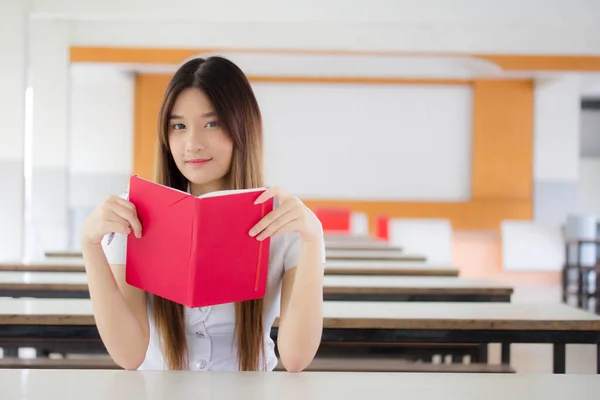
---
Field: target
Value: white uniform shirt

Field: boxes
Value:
[101,192,325,371]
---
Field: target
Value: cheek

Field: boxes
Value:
[168,136,184,162]
[213,134,234,163]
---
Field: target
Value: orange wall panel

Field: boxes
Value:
[70,47,600,72]
[133,74,171,180]
[471,80,534,200]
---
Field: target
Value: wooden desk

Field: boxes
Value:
[0,260,85,273]
[326,249,426,262]
[322,276,512,302]
[44,251,83,258]
[0,299,598,373]
[325,241,402,251]
[0,273,507,302]
[324,260,459,277]
[2,370,599,400]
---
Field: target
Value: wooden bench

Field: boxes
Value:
[0,356,514,373]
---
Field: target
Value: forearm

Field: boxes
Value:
[82,242,149,369]
[277,240,324,370]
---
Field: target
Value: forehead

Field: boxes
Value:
[171,88,214,115]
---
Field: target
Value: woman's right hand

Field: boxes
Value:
[81,195,143,245]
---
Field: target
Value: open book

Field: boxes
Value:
[125,175,274,308]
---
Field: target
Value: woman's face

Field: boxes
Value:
[168,88,234,196]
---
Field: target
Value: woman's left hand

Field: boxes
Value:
[249,186,322,243]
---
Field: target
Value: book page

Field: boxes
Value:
[197,187,267,198]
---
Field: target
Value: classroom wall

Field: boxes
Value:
[2,0,600,258]
[133,74,534,231]
[502,89,600,272]
[580,109,600,157]
[533,76,581,226]
[254,82,473,200]
[578,158,600,217]
[29,20,70,254]
[577,109,600,217]
[0,0,27,260]
[68,65,135,249]
[34,0,600,55]
[85,70,474,200]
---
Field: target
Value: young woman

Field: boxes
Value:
[80,56,326,372]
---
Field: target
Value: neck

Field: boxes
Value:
[189,178,229,197]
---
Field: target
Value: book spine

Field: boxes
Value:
[254,201,267,292]
[188,198,199,306]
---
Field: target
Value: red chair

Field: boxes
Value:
[375,215,390,241]
[312,207,351,232]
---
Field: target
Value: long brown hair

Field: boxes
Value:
[152,56,265,371]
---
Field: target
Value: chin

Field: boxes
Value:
[184,171,228,188]
[184,173,214,186]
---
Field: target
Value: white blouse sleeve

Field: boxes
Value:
[101,230,127,266]
[282,210,326,272]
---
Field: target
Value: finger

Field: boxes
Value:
[110,195,135,211]
[106,211,130,227]
[110,203,143,238]
[256,210,300,241]
[255,186,290,205]
[267,219,302,239]
[249,201,294,237]
[254,187,278,205]
[105,220,132,236]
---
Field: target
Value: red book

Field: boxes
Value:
[125,175,273,308]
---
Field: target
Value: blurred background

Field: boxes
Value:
[2,0,600,285]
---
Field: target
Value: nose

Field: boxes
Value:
[184,125,208,152]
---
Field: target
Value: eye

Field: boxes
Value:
[205,121,220,128]
[172,123,186,130]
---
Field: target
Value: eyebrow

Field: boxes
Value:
[168,111,216,120]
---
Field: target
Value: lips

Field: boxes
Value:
[186,158,212,166]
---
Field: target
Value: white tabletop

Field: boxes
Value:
[323,233,380,241]
[0,299,599,331]
[324,238,401,248]
[0,258,85,266]
[1,370,598,400]
[0,271,88,284]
